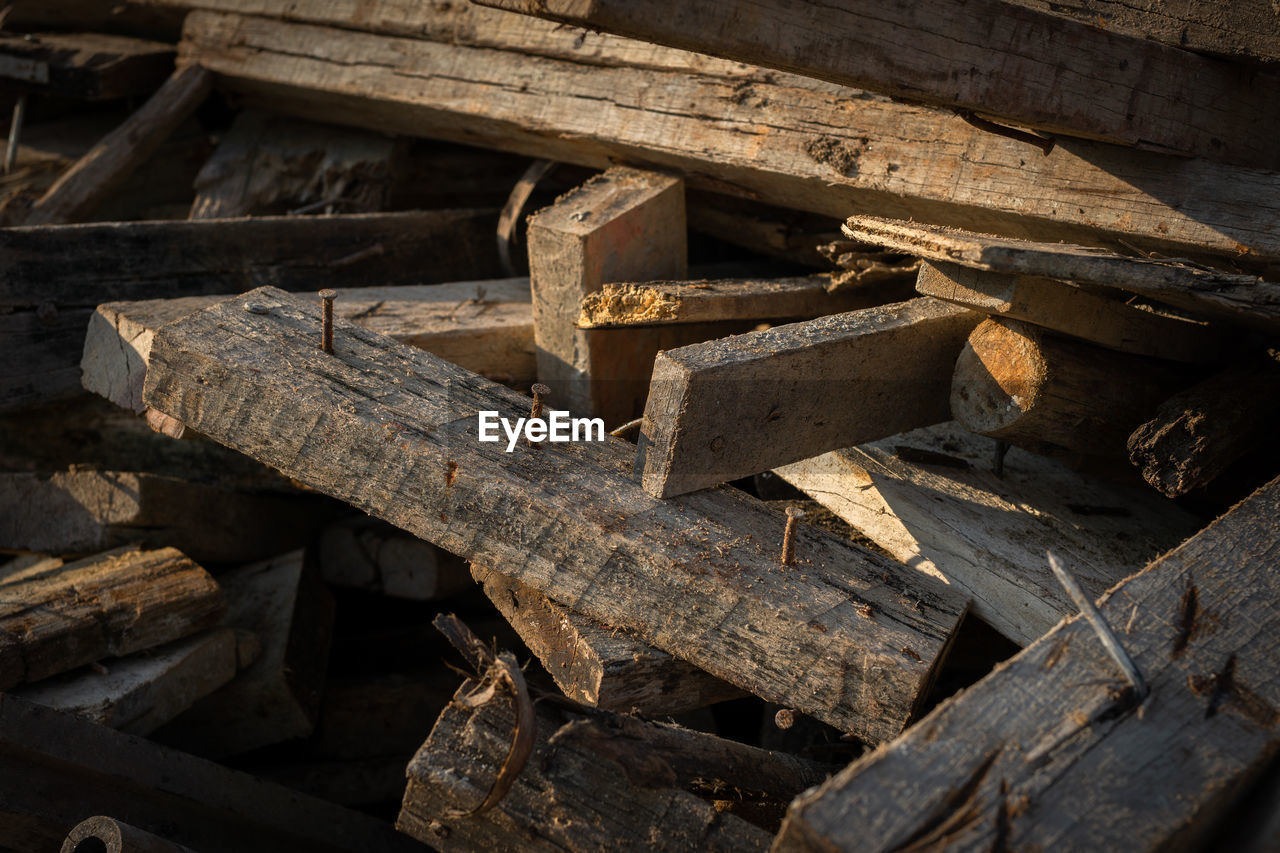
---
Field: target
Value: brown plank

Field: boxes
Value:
[0,32,174,100]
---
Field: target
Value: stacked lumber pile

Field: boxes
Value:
[3,0,1279,850]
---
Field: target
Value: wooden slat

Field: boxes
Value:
[142,286,969,742]
[0,32,174,100]
[635,298,979,498]
[776,473,1280,851]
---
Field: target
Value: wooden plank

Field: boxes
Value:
[916,261,1227,363]
[775,473,1280,852]
[635,297,979,499]
[0,32,173,100]
[472,565,745,714]
[846,215,1280,332]
[27,64,212,225]
[776,423,1200,646]
[0,546,225,691]
[176,11,1280,264]
[142,286,969,742]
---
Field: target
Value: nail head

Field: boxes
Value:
[243,301,271,315]
[318,289,337,300]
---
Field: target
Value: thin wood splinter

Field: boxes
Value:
[528,383,550,447]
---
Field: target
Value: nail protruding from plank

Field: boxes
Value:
[782,507,804,566]
[527,382,549,446]
[5,94,25,175]
[319,289,336,354]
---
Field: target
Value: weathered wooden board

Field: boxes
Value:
[777,423,1200,646]
[776,473,1280,852]
[636,298,979,498]
[847,215,1280,331]
[176,11,1280,264]
[318,517,472,600]
[477,0,1280,170]
[142,287,969,742]
[0,32,174,100]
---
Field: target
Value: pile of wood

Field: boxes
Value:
[3,1,1280,850]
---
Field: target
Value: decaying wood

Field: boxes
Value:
[190,111,400,219]
[951,316,1191,458]
[577,275,906,329]
[846,215,1280,332]
[154,550,334,757]
[0,546,224,691]
[636,297,979,498]
[476,0,1280,170]
[916,262,1226,363]
[176,9,1280,263]
[0,470,326,562]
[27,64,212,225]
[472,565,745,714]
[62,816,198,853]
[1128,360,1280,497]
[775,473,1280,852]
[777,423,1199,645]
[15,628,241,735]
[0,32,173,100]
[0,695,422,852]
[143,287,969,742]
[82,278,534,412]
[319,516,472,600]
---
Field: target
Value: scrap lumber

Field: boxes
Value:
[83,278,534,413]
[577,275,906,329]
[0,546,224,691]
[476,0,1280,170]
[951,316,1190,458]
[142,287,969,742]
[0,470,325,561]
[154,551,334,757]
[27,64,212,225]
[14,628,241,735]
[0,695,421,852]
[318,516,472,600]
[472,565,745,714]
[916,261,1226,363]
[61,816,197,853]
[846,215,1280,332]
[776,423,1200,645]
[774,473,1280,852]
[189,111,401,219]
[685,192,843,269]
[0,208,502,411]
[1128,360,1280,497]
[0,32,174,100]
[175,10,1280,263]
[635,297,979,499]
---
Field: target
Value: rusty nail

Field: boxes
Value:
[319,289,336,353]
[527,383,550,446]
[781,506,804,566]
[774,708,795,730]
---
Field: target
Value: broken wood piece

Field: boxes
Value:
[0,32,174,100]
[576,275,907,329]
[14,628,241,735]
[153,550,334,757]
[916,261,1226,363]
[27,64,212,225]
[1128,359,1280,497]
[62,816,198,853]
[318,516,472,600]
[774,472,1280,852]
[0,546,224,691]
[142,286,968,742]
[636,297,979,498]
[472,565,745,714]
[951,316,1191,458]
[846,215,1280,332]
[0,695,422,852]
[776,423,1200,645]
[0,469,329,562]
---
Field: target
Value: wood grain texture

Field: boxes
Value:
[0,32,174,100]
[0,546,225,691]
[477,0,1280,169]
[776,423,1199,646]
[142,287,969,742]
[473,565,745,714]
[176,10,1280,264]
[775,474,1280,852]
[636,297,979,498]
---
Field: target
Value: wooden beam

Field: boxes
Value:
[636,298,979,499]
[776,423,1200,646]
[916,262,1227,363]
[175,10,1280,264]
[0,32,174,100]
[142,287,968,742]
[27,64,212,225]
[775,473,1280,852]
[846,215,1280,332]
[472,565,745,714]
[478,0,1280,170]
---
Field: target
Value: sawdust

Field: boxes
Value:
[578,284,679,328]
